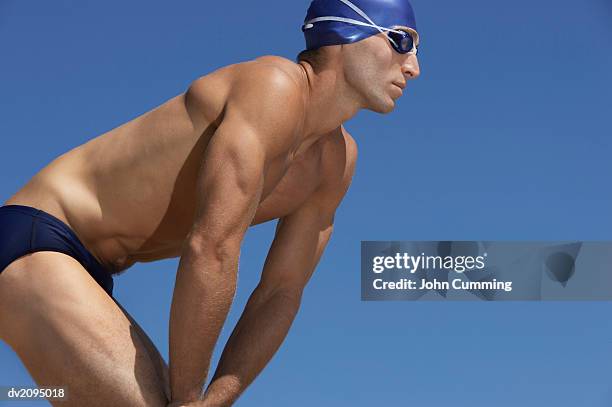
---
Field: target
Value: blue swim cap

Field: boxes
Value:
[302,0,418,51]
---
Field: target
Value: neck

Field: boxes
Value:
[296,59,363,139]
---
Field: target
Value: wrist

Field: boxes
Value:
[201,376,241,407]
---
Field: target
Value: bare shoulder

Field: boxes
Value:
[185,56,306,157]
[252,55,304,79]
[230,56,304,107]
[188,56,306,124]
[185,57,302,129]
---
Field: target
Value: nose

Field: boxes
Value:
[402,54,420,80]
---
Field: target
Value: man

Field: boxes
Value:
[0,0,420,405]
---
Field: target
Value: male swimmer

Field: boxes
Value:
[0,0,420,405]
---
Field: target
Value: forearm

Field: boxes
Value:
[169,245,239,403]
[200,285,302,407]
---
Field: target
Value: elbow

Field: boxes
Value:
[257,286,303,319]
[276,286,304,304]
[258,282,305,306]
[185,234,241,264]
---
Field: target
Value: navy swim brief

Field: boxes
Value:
[0,204,114,296]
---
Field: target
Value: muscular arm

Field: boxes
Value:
[168,65,302,404]
[200,128,358,407]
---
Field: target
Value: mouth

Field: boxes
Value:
[390,82,405,98]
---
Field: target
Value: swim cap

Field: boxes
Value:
[302,0,418,51]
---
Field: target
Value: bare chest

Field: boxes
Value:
[252,146,323,225]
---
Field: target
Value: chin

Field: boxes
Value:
[368,97,396,114]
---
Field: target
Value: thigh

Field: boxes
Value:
[0,252,169,407]
[112,298,171,402]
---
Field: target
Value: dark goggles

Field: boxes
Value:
[386,28,418,55]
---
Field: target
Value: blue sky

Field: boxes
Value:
[1,0,612,406]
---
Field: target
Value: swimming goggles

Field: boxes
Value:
[302,0,419,55]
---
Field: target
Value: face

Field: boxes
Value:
[341,28,420,114]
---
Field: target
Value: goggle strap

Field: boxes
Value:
[336,0,384,32]
[304,16,404,37]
